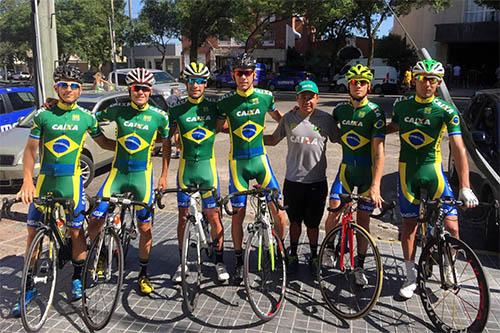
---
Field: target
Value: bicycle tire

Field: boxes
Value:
[318,223,383,319]
[417,235,490,332]
[181,218,201,313]
[244,228,286,321]
[119,206,134,261]
[20,229,58,332]
[82,228,124,331]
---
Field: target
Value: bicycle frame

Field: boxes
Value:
[187,192,210,252]
[250,193,276,272]
[338,205,355,272]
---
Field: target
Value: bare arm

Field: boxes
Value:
[216,119,229,133]
[369,137,385,208]
[93,134,116,151]
[17,138,38,203]
[449,135,470,189]
[269,109,282,122]
[263,133,282,146]
[158,138,171,189]
[386,121,399,134]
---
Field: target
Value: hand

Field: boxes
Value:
[459,187,478,208]
[17,180,36,204]
[369,185,383,209]
[157,176,167,190]
[43,97,58,109]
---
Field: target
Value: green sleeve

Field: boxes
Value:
[29,109,44,139]
[88,114,102,137]
[392,103,400,124]
[95,106,116,122]
[372,110,386,139]
[158,112,170,139]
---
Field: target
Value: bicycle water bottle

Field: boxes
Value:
[56,218,66,239]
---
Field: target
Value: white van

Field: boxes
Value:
[332,58,398,94]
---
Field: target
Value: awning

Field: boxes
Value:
[435,22,499,43]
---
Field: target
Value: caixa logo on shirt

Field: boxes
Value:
[290,135,320,145]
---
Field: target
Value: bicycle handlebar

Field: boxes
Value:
[94,195,154,215]
[221,187,286,216]
[154,186,219,210]
[327,193,396,219]
[422,198,499,209]
[1,196,74,221]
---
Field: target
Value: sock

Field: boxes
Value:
[310,244,318,259]
[290,242,298,257]
[356,254,366,268]
[405,260,416,281]
[139,259,149,278]
[72,260,84,281]
[215,249,223,264]
[235,250,243,266]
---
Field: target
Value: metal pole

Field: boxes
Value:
[32,0,45,106]
[109,0,118,89]
[128,0,134,67]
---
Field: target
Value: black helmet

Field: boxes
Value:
[232,53,256,70]
[53,65,82,83]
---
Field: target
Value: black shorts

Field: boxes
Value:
[283,179,328,229]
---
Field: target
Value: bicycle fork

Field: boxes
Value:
[339,215,355,271]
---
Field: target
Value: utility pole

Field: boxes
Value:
[128,0,135,67]
[110,0,118,88]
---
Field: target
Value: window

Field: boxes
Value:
[0,96,6,114]
[155,59,163,70]
[7,91,35,111]
[262,30,275,46]
[134,59,145,68]
[464,0,499,22]
[110,73,127,86]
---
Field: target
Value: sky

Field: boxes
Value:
[129,0,395,41]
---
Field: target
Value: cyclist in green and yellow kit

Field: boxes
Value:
[325,64,386,285]
[168,62,229,283]
[217,53,287,282]
[88,68,171,295]
[11,65,115,316]
[387,59,478,299]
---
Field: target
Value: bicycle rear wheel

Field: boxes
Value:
[181,218,202,313]
[82,228,123,331]
[417,235,490,332]
[20,229,58,332]
[318,223,383,319]
[244,228,286,321]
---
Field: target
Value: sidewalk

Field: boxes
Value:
[0,210,499,333]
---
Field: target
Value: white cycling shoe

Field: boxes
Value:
[354,267,368,286]
[215,263,229,282]
[172,264,187,283]
[399,277,417,299]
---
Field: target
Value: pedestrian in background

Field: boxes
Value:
[166,88,182,159]
[92,72,112,92]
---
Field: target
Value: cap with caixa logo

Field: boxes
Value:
[295,80,319,94]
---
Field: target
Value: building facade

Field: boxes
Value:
[122,44,183,77]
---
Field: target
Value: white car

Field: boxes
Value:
[12,72,31,80]
[108,68,187,99]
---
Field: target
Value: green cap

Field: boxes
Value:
[295,80,318,95]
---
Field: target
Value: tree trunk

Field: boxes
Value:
[365,14,373,68]
[189,34,199,62]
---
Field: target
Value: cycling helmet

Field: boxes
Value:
[412,59,444,79]
[125,68,155,86]
[232,53,256,70]
[345,64,373,82]
[182,62,210,79]
[53,65,82,83]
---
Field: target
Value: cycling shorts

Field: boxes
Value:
[398,162,457,219]
[329,163,375,212]
[92,167,154,223]
[228,155,281,208]
[283,179,328,229]
[177,158,220,209]
[27,174,86,229]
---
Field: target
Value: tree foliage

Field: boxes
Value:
[0,0,32,67]
[374,33,418,72]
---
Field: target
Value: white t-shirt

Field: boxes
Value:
[453,65,461,77]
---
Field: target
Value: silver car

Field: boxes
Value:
[0,91,168,189]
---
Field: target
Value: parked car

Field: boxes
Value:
[267,70,314,91]
[0,91,168,189]
[213,63,267,88]
[331,58,398,94]
[448,89,500,252]
[12,71,31,80]
[0,84,36,132]
[108,68,187,98]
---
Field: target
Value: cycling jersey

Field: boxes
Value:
[30,102,101,176]
[27,101,100,227]
[392,95,460,218]
[92,102,169,222]
[95,102,169,172]
[329,99,386,211]
[169,95,220,208]
[217,88,276,160]
[218,88,281,207]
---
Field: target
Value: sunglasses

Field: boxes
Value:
[349,79,369,87]
[187,78,207,85]
[56,81,81,90]
[234,70,254,77]
[416,75,440,84]
[131,85,152,93]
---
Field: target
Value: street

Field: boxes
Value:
[0,90,498,332]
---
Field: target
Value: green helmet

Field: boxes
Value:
[412,59,444,79]
[345,64,373,82]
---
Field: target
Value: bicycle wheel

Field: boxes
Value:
[181,218,201,313]
[244,228,286,321]
[318,223,383,319]
[119,206,134,261]
[82,228,124,331]
[417,235,490,332]
[20,229,58,332]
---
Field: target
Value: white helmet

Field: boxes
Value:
[125,68,155,86]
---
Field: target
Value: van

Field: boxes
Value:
[0,84,36,132]
[332,58,398,94]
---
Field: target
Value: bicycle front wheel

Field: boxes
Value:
[181,219,202,313]
[244,228,286,321]
[20,229,58,332]
[417,235,490,332]
[119,206,134,261]
[82,228,124,331]
[318,223,383,319]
